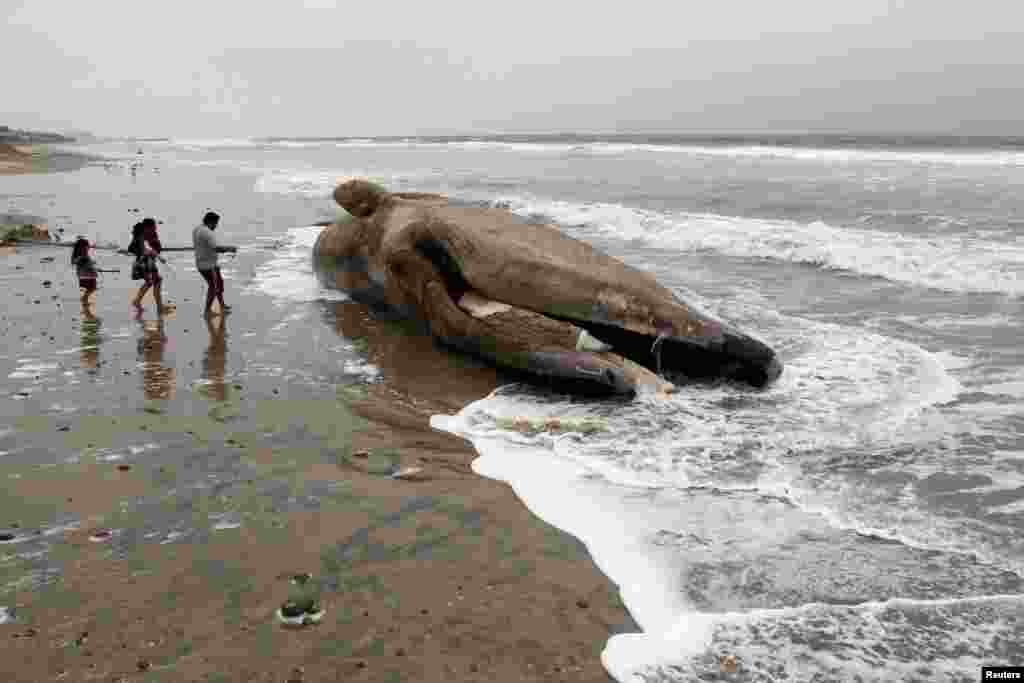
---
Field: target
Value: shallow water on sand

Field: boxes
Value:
[0,239,381,592]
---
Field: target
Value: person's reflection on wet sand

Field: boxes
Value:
[199,314,229,401]
[80,301,101,374]
[135,312,175,401]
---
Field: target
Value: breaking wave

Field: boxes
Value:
[156,137,1024,167]
[489,195,1024,297]
[253,168,444,198]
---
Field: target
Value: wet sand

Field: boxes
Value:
[0,190,634,680]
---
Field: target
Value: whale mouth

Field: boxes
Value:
[414,237,782,389]
[556,315,782,388]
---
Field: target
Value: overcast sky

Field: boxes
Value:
[3,0,1022,137]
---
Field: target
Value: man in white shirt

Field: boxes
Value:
[192,211,231,317]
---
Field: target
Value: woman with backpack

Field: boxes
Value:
[128,217,172,314]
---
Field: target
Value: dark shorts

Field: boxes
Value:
[199,267,224,294]
[135,255,162,285]
[79,277,97,292]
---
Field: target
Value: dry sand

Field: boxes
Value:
[0,143,32,174]
[0,163,636,682]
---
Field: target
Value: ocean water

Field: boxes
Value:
[5,134,1023,681]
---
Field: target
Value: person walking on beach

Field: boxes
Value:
[129,218,171,314]
[71,237,99,306]
[192,211,231,317]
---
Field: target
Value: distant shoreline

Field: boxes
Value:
[0,142,94,176]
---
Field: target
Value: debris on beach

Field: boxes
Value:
[276,597,325,627]
[211,518,241,531]
[1,223,50,244]
[494,416,607,436]
[391,466,428,481]
[87,529,113,543]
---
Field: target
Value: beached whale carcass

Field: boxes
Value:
[313,180,782,395]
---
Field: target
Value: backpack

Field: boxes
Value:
[128,229,144,279]
[127,232,141,257]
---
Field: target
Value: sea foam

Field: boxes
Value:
[429,304,1021,682]
[246,226,350,305]
[262,138,1024,167]
[488,195,1024,297]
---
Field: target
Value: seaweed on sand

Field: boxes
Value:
[493,416,607,436]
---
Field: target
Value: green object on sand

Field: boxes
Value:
[2,225,45,242]
[494,416,607,436]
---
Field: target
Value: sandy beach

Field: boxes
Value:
[0,144,35,175]
[0,157,634,681]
